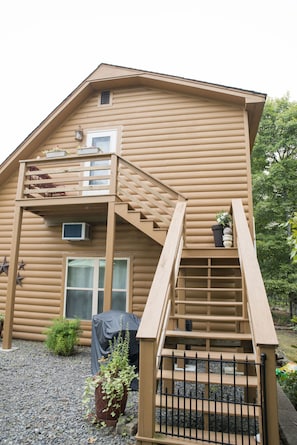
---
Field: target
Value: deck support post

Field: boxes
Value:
[103,201,116,312]
[136,339,157,445]
[2,204,23,349]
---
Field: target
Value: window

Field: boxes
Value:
[64,258,129,320]
[83,129,117,195]
[100,90,111,105]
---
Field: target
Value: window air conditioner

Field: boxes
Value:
[62,223,90,241]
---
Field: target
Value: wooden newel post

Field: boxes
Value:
[258,346,280,445]
[136,339,157,445]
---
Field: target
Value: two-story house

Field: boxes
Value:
[0,64,279,445]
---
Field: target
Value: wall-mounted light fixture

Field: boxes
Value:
[75,127,84,141]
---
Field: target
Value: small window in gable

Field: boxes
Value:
[100,90,111,105]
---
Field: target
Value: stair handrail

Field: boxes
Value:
[115,154,186,228]
[231,198,278,347]
[116,154,185,202]
[136,200,187,442]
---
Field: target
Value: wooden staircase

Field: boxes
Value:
[154,254,263,445]
[115,202,167,245]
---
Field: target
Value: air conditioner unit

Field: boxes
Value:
[62,222,90,241]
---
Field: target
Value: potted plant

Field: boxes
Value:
[82,330,138,427]
[0,313,4,338]
[44,317,82,356]
[212,210,232,247]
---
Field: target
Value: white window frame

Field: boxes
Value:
[64,257,129,320]
[83,129,117,195]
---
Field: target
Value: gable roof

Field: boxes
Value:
[0,63,266,183]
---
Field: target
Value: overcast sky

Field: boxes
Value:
[0,0,296,164]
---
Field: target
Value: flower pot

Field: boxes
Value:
[46,150,67,158]
[212,224,224,247]
[95,383,128,426]
[77,147,101,155]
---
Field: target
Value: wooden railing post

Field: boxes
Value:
[137,339,157,445]
[257,346,280,445]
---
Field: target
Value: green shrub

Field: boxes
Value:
[44,317,82,356]
[277,370,297,409]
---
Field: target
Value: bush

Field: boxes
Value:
[282,372,297,409]
[44,317,82,356]
[277,370,297,409]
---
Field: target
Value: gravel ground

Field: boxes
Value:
[0,339,138,445]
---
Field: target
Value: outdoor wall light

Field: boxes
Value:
[75,127,84,141]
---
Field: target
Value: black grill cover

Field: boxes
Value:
[91,310,140,383]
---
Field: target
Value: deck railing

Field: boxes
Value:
[18,153,183,229]
[231,198,279,445]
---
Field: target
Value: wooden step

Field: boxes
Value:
[175,300,243,307]
[153,425,258,445]
[171,314,245,323]
[157,369,257,387]
[155,394,260,417]
[176,286,243,292]
[161,348,256,362]
[166,330,252,342]
[115,202,166,244]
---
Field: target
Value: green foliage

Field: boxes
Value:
[82,330,138,419]
[44,317,81,356]
[291,316,297,331]
[252,96,297,307]
[287,212,297,262]
[0,313,4,322]
[277,371,297,409]
[252,95,297,173]
[215,210,232,227]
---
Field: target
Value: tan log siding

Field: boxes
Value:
[1,85,252,343]
[2,206,160,344]
[36,86,249,246]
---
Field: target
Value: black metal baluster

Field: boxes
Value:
[183,352,186,438]
[171,351,175,437]
[227,394,231,445]
[233,355,237,445]
[240,395,244,445]
[195,352,198,440]
[260,353,268,445]
[177,387,180,437]
[160,355,163,433]
[220,354,223,444]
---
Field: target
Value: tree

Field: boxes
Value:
[252,96,297,307]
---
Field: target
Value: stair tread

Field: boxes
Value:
[157,369,257,386]
[166,330,252,341]
[161,348,256,362]
[176,286,243,291]
[171,314,245,322]
[178,275,242,280]
[154,425,257,445]
[155,394,260,417]
[175,300,242,306]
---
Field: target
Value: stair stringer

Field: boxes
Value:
[115,201,167,245]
